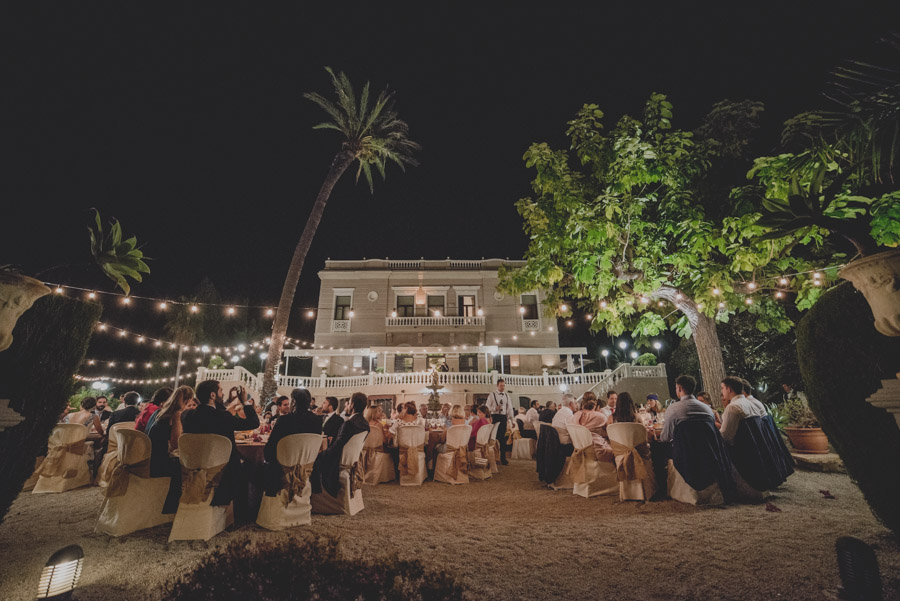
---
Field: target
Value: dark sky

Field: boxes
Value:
[2,2,897,352]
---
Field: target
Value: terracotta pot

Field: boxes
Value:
[0,272,50,352]
[784,426,830,454]
[840,248,900,337]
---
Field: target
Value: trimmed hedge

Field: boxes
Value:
[797,282,900,535]
[162,535,466,601]
[0,295,101,524]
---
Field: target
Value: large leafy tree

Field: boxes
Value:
[261,68,419,400]
[500,95,830,402]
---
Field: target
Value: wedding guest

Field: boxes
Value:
[719,376,766,444]
[468,405,492,451]
[572,399,614,461]
[147,386,195,513]
[645,395,661,421]
[108,391,141,430]
[274,395,292,419]
[696,391,722,428]
[264,388,322,464]
[612,392,656,437]
[660,375,715,443]
[389,401,424,440]
[539,401,557,423]
[181,380,260,523]
[449,405,466,426]
[741,379,763,405]
[604,390,618,418]
[524,399,540,430]
[463,404,475,425]
[439,403,452,427]
[135,387,173,432]
[65,396,103,435]
[418,403,430,420]
[311,392,370,497]
[552,393,577,444]
[364,405,386,435]
[321,397,343,442]
[94,396,111,422]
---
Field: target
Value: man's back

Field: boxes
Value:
[660,397,715,442]
[720,395,767,442]
[108,405,139,429]
[264,410,323,463]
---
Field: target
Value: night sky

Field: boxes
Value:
[3,3,897,358]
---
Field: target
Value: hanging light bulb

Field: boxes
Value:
[566,320,573,327]
[745,298,753,305]
[307,310,315,318]
[391,310,398,318]
[190,305,199,313]
[154,340,162,347]
[477,307,484,316]
[137,336,144,343]
[162,362,169,367]
[559,304,568,312]
[87,360,95,366]
[712,288,720,296]
[657,301,664,307]
[55,287,63,294]
[266,308,274,316]
[748,282,757,290]
[88,292,96,300]
[775,291,784,299]
[600,300,607,308]
[145,363,152,368]
[119,330,126,337]
[227,307,236,315]
[159,301,168,310]
[675,293,683,301]
[98,324,107,331]
[122,297,131,305]
[718,302,725,308]
[519,306,526,314]
[586,314,593,320]
[779,277,788,286]
[813,272,822,279]
[127,363,134,368]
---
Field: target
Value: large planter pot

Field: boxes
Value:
[784,426,830,454]
[840,248,900,337]
[0,272,50,352]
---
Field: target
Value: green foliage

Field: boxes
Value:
[88,209,150,295]
[161,535,465,601]
[781,395,819,428]
[0,295,102,524]
[207,355,225,370]
[797,283,900,535]
[765,403,788,431]
[67,386,94,410]
[634,352,657,366]
[305,67,420,192]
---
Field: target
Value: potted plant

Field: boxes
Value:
[781,394,829,454]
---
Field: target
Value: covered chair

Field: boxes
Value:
[256,433,323,531]
[434,425,472,485]
[467,423,493,481]
[607,423,656,501]
[566,423,618,498]
[32,424,91,494]
[95,429,173,536]
[396,426,427,486]
[511,419,535,460]
[535,423,565,488]
[361,426,394,485]
[667,418,735,506]
[168,433,233,542]
[487,422,501,473]
[311,431,368,515]
[732,415,794,494]
[96,421,136,487]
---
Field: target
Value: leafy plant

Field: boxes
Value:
[766,402,788,431]
[88,209,150,295]
[782,395,819,428]
[634,352,658,366]
[207,354,225,370]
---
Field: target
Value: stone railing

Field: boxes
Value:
[385,316,485,327]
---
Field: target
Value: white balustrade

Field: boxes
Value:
[388,260,423,269]
[331,319,351,333]
[449,260,482,269]
[385,316,485,327]
[521,319,540,331]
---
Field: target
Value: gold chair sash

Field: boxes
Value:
[340,461,364,498]
[398,443,424,477]
[567,446,596,483]
[280,461,315,508]
[361,447,379,475]
[106,458,151,498]
[486,438,500,464]
[35,440,87,479]
[446,445,469,480]
[474,442,490,468]
[609,440,650,482]
[180,462,227,504]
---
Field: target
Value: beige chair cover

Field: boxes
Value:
[607,423,656,501]
[487,422,501,473]
[256,433,323,531]
[22,456,44,491]
[565,424,618,498]
[361,426,395,485]
[33,424,91,494]
[396,426,427,486]
[434,425,472,485]
[311,431,368,516]
[96,421,136,487]
[467,423,493,481]
[667,459,724,505]
[95,429,173,536]
[168,433,234,541]
[511,436,535,460]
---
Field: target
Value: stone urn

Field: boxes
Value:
[0,272,50,352]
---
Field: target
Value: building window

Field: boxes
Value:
[394,354,414,373]
[459,295,476,317]
[459,354,478,372]
[427,295,445,316]
[397,295,415,317]
[521,294,539,319]
[334,295,352,320]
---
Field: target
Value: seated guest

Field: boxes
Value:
[418,403,429,420]
[719,376,767,444]
[65,396,104,436]
[463,404,475,425]
[311,392,370,497]
[320,397,343,442]
[660,376,716,443]
[552,393,577,443]
[439,403,452,427]
[645,395,661,421]
[135,387,173,432]
[603,390,617,418]
[272,395,293,421]
[524,399,540,430]
[93,396,111,422]
[612,392,656,437]
[572,400,614,462]
[468,405,491,451]
[539,401,557,423]
[448,405,467,426]
[364,405,389,443]
[389,401,424,442]
[518,407,535,440]
[147,386,195,513]
[262,388,322,496]
[696,391,722,428]
[181,380,260,523]
[108,391,141,429]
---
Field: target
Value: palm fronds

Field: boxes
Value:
[88,209,150,295]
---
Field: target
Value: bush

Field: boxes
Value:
[0,295,101,524]
[797,282,900,536]
[781,395,819,428]
[161,535,466,601]
[634,352,657,366]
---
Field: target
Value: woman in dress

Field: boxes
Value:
[449,405,466,426]
[571,399,614,462]
[65,396,104,436]
[612,392,656,436]
[147,385,195,513]
[468,405,492,451]
[389,402,423,442]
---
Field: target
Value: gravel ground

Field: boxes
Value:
[1,460,898,601]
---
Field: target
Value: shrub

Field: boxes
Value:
[0,295,101,524]
[796,282,900,536]
[161,535,466,601]
[765,403,788,431]
[634,352,658,366]
[781,396,819,428]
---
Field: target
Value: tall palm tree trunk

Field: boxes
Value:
[261,150,355,400]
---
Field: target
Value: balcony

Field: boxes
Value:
[385,316,485,329]
[331,319,351,333]
[521,319,541,331]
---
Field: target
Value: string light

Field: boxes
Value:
[190,305,198,313]
[747,282,757,290]
[775,291,784,299]
[718,302,725,308]
[599,301,607,308]
[745,298,753,305]
[307,310,315,318]
[712,288,720,296]
[779,277,788,286]
[227,307,236,315]
[122,297,131,305]
[559,304,568,312]
[88,292,96,299]
[159,302,168,310]
[266,309,274,316]
[55,287,63,294]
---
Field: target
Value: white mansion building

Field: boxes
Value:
[201,258,668,408]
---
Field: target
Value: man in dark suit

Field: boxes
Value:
[181,379,260,523]
[107,391,141,429]
[311,392,369,497]
[320,396,343,442]
[262,388,323,496]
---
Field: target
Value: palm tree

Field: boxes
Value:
[261,67,420,400]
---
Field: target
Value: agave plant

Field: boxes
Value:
[88,209,150,295]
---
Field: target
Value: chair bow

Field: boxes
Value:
[567,446,596,483]
[446,445,468,480]
[340,461,365,498]
[398,443,424,477]
[35,440,87,479]
[361,446,380,475]
[280,461,315,508]
[486,438,500,465]
[180,462,227,504]
[609,440,651,482]
[106,457,151,498]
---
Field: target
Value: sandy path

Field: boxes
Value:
[1,460,898,600]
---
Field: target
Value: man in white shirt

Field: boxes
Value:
[485,379,515,465]
[660,375,716,443]
[719,376,767,443]
[552,393,577,443]
[523,400,540,431]
[602,390,617,418]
